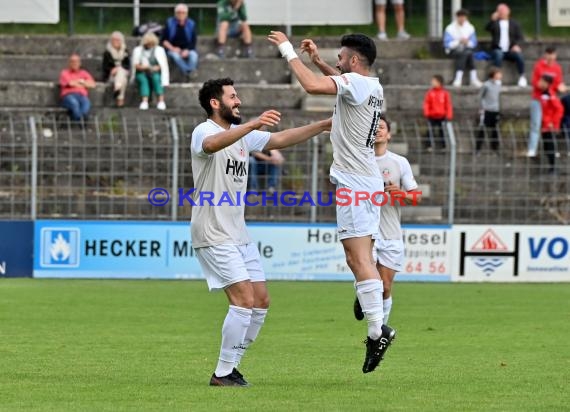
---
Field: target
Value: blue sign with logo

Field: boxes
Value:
[0,221,33,278]
[33,220,451,281]
[40,228,80,267]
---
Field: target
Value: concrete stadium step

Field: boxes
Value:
[0,36,436,60]
[375,59,545,86]
[417,184,431,198]
[301,52,556,86]
[401,206,442,222]
[0,55,290,84]
[304,84,531,113]
[1,35,566,61]
[0,81,305,109]
[5,53,560,86]
[0,80,531,113]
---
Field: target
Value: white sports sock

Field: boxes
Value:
[355,279,384,340]
[469,70,478,80]
[214,305,252,378]
[383,297,393,325]
[235,307,268,366]
[454,70,464,83]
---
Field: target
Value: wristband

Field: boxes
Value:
[278,41,298,62]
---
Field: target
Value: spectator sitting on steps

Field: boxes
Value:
[444,9,481,88]
[102,31,130,107]
[161,3,199,80]
[216,0,254,58]
[59,53,96,124]
[485,3,527,87]
[132,32,170,111]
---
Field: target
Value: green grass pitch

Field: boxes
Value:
[0,280,568,411]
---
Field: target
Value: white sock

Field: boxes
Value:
[214,305,252,378]
[383,297,393,325]
[469,70,478,80]
[454,70,464,83]
[355,279,384,340]
[235,307,268,366]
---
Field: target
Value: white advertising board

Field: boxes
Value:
[0,0,59,24]
[246,0,373,25]
[548,0,570,27]
[452,225,570,282]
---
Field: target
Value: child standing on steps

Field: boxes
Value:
[423,74,453,151]
[476,67,502,154]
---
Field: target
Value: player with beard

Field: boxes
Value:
[268,31,395,374]
[191,78,331,386]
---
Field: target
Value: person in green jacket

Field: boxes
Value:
[216,0,253,59]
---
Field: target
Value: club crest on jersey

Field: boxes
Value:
[382,168,391,178]
[239,147,246,158]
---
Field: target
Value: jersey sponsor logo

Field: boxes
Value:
[225,159,247,177]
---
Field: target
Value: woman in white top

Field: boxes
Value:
[131,32,170,110]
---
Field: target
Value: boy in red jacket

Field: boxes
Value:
[538,74,564,174]
[527,47,566,157]
[423,75,453,150]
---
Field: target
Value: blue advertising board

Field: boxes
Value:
[33,220,451,281]
[0,221,34,278]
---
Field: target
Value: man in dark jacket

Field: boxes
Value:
[161,3,199,79]
[485,3,527,87]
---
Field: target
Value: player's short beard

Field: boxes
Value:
[337,63,350,75]
[219,102,242,125]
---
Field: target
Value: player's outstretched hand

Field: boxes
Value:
[254,110,281,129]
[300,39,319,62]
[268,31,290,46]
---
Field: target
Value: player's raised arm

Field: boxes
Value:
[300,39,340,76]
[202,110,281,154]
[264,118,332,150]
[268,31,337,95]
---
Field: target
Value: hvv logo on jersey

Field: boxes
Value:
[40,228,80,267]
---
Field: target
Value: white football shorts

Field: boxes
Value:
[373,239,404,272]
[195,243,265,291]
[335,182,381,240]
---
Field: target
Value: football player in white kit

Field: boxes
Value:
[268,31,395,373]
[191,78,331,386]
[353,116,422,329]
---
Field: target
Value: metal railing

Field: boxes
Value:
[1,112,569,224]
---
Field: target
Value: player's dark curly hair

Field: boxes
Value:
[198,78,234,116]
[340,34,377,67]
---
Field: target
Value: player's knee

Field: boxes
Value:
[345,253,370,273]
[237,294,254,309]
[256,294,270,309]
